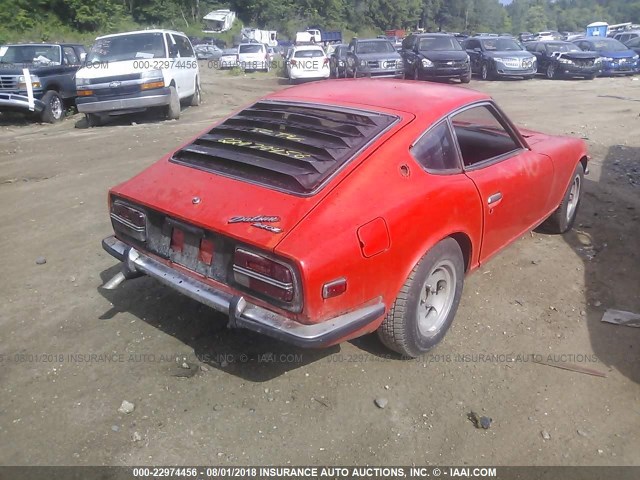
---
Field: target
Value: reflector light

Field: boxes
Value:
[322,278,347,299]
[170,228,184,253]
[199,238,215,265]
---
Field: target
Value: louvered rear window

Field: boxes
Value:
[170,101,398,195]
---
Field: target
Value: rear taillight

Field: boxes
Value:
[111,201,147,241]
[233,248,295,302]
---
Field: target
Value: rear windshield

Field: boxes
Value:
[357,41,395,54]
[418,36,462,51]
[239,44,264,53]
[0,45,61,65]
[546,43,581,53]
[590,38,628,51]
[294,49,324,58]
[87,33,165,62]
[482,38,522,51]
[171,101,398,195]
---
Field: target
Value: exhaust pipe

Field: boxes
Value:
[103,271,127,290]
[102,247,144,290]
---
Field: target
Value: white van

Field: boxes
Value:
[75,29,200,125]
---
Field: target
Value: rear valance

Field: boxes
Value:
[170,100,398,195]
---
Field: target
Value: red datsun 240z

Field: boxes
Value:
[102,79,588,357]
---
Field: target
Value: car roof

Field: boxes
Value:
[293,45,324,50]
[412,33,454,37]
[3,43,83,47]
[355,38,391,42]
[472,35,514,40]
[96,29,186,40]
[266,79,490,121]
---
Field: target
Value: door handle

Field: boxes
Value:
[487,192,503,205]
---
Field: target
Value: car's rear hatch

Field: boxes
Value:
[111,99,405,254]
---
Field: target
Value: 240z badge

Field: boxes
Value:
[228,215,283,234]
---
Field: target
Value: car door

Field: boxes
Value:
[61,46,82,99]
[529,42,547,71]
[465,39,482,73]
[173,34,197,97]
[450,103,554,263]
[401,35,416,70]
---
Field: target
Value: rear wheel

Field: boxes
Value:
[40,90,64,123]
[378,238,464,357]
[188,80,201,106]
[539,162,584,234]
[165,85,180,120]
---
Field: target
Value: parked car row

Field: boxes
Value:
[1,28,639,126]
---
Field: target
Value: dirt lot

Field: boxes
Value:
[0,67,639,467]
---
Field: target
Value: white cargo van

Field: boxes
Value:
[75,29,200,125]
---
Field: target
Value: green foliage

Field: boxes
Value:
[0,0,638,44]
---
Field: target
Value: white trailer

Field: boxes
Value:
[203,9,236,33]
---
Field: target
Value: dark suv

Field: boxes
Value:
[0,43,86,122]
[463,36,537,80]
[401,33,471,83]
[345,38,404,78]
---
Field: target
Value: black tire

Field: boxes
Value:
[40,90,64,123]
[586,74,596,80]
[188,80,201,106]
[85,113,102,127]
[165,85,180,120]
[481,62,494,81]
[378,238,464,357]
[546,63,557,79]
[413,65,420,80]
[460,73,471,84]
[538,162,584,234]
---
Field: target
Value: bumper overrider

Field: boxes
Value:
[0,92,45,113]
[77,88,172,114]
[101,236,385,348]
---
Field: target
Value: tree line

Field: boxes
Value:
[1,0,638,43]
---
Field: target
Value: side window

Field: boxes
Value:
[451,105,521,167]
[166,34,176,58]
[63,46,78,64]
[175,35,195,58]
[411,121,461,173]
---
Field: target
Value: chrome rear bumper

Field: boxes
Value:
[101,236,385,347]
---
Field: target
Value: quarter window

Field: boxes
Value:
[63,47,78,64]
[451,105,521,167]
[411,121,460,172]
[175,35,195,58]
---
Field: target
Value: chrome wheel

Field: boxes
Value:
[50,96,63,120]
[417,260,456,338]
[566,174,581,222]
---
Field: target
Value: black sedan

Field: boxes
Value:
[329,44,349,78]
[525,41,600,79]
[624,37,640,56]
[400,33,471,83]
